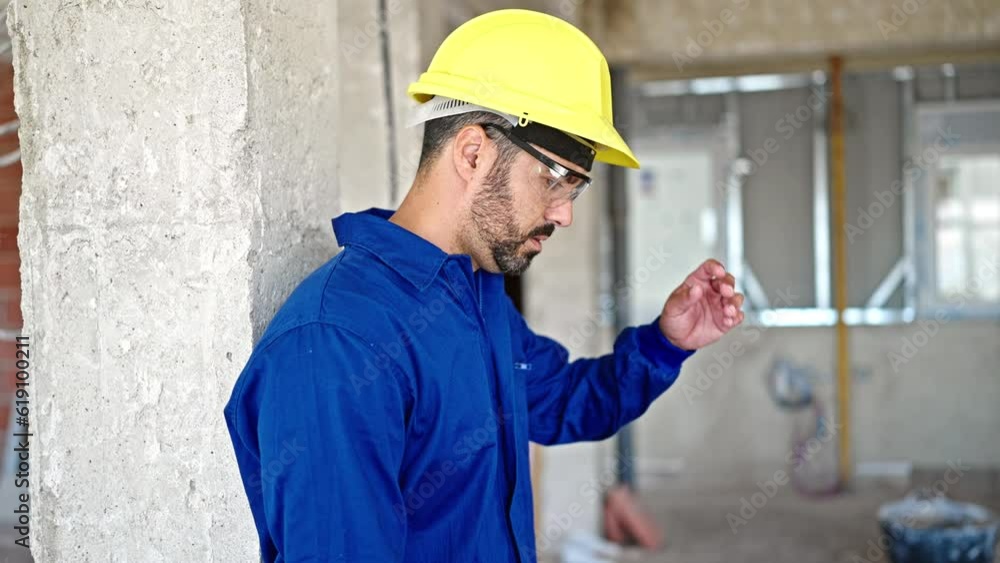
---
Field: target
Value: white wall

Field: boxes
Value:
[634,321,1000,488]
[625,68,1000,486]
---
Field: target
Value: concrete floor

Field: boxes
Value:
[600,470,1000,563]
[0,472,994,562]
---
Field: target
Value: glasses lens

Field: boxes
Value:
[486,122,593,206]
[544,169,591,204]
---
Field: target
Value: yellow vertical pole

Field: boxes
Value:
[829,56,851,487]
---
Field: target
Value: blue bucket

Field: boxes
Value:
[878,492,999,563]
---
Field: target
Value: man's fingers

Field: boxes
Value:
[689,259,726,283]
[710,274,735,298]
[704,259,727,279]
[719,292,745,327]
[681,283,703,307]
[687,283,703,303]
[668,283,702,316]
[726,311,745,327]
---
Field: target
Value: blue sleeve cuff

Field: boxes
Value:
[635,316,697,368]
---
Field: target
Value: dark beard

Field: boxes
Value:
[470,163,552,276]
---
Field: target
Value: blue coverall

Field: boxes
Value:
[224,208,695,562]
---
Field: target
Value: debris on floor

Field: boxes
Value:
[878,490,999,563]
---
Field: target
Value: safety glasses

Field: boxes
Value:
[481,123,593,206]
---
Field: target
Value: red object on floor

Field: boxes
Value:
[603,484,664,550]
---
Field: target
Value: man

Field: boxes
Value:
[224,9,745,563]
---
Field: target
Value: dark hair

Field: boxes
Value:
[416,111,521,174]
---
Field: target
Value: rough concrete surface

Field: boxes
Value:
[244,0,341,342]
[9,0,343,560]
[339,0,394,213]
[338,0,422,210]
[582,0,1000,68]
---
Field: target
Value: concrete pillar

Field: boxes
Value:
[9,0,341,560]
[386,1,422,203]
[245,2,342,338]
[339,0,422,210]
[339,0,393,211]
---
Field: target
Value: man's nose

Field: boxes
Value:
[544,199,573,228]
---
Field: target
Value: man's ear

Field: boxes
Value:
[452,125,488,184]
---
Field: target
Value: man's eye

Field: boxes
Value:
[539,166,560,182]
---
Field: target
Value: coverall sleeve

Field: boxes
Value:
[507,299,695,445]
[232,322,411,562]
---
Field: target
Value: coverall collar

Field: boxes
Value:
[332,207,479,292]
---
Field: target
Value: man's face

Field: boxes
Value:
[467,136,586,275]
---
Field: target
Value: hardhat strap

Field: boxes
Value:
[407,95,598,171]
[511,121,596,172]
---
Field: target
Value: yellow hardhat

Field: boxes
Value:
[407,9,640,169]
